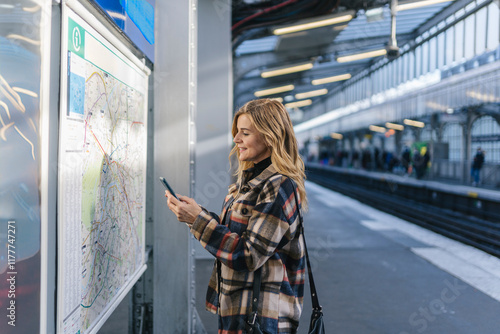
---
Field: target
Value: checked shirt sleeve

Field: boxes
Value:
[190,177,300,272]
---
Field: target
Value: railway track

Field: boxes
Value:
[307,169,500,258]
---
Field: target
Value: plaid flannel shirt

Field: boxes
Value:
[190,164,305,334]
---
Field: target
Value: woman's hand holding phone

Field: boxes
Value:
[160,177,201,225]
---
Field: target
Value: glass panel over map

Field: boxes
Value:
[58,11,147,334]
[0,2,44,333]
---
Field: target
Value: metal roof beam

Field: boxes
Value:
[415,0,480,36]
[233,32,414,83]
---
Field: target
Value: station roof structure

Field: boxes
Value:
[232,0,467,111]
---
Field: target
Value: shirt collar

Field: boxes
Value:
[241,163,277,190]
[246,157,271,179]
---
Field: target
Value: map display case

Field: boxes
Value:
[57,2,149,333]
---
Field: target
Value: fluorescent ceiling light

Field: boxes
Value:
[365,7,384,22]
[108,11,127,20]
[269,97,284,103]
[333,24,349,31]
[403,119,425,128]
[337,49,387,63]
[254,85,295,97]
[330,132,343,140]
[261,63,313,78]
[23,5,40,12]
[312,73,351,85]
[397,0,454,11]
[466,90,497,102]
[385,122,404,131]
[295,88,328,100]
[285,99,312,109]
[369,125,386,133]
[273,12,354,35]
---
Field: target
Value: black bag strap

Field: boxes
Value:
[248,267,262,326]
[292,185,322,311]
[247,182,322,325]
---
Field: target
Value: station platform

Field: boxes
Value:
[307,163,500,202]
[195,181,500,334]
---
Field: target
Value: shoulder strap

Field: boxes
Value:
[292,185,322,311]
[248,268,262,326]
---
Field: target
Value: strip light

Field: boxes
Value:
[312,73,351,85]
[23,5,40,12]
[273,13,354,35]
[295,89,328,100]
[269,97,284,103]
[261,63,313,78]
[337,49,387,63]
[369,125,386,133]
[385,122,404,131]
[108,11,127,21]
[285,99,312,109]
[254,85,295,97]
[330,132,343,140]
[397,0,454,11]
[404,119,425,128]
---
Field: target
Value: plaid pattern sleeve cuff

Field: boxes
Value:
[190,208,216,242]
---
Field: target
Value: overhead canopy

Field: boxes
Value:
[232,0,464,111]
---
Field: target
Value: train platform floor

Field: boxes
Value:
[195,181,500,334]
[307,163,500,202]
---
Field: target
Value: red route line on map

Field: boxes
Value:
[79,71,141,324]
[97,242,122,262]
[86,121,136,238]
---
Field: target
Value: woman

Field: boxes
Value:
[165,99,307,333]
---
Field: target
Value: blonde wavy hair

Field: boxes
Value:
[230,99,308,210]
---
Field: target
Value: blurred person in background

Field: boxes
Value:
[471,147,485,186]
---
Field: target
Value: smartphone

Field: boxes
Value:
[159,177,179,200]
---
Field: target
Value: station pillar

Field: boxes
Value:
[153,0,198,333]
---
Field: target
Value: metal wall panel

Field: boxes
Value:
[196,0,232,215]
[153,0,197,332]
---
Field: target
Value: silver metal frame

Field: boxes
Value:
[39,1,59,333]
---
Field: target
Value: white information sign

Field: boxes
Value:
[57,5,148,334]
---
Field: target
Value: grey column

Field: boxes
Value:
[153,0,197,333]
[195,2,233,225]
[193,1,233,331]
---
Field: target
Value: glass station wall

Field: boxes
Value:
[0,2,45,333]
